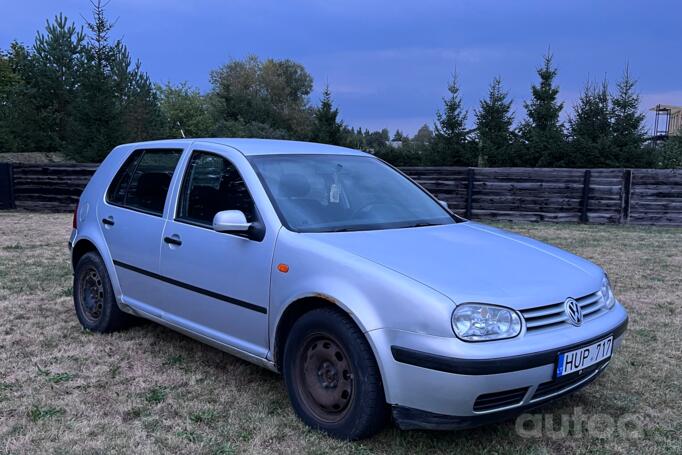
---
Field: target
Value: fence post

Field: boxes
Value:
[580,169,591,223]
[620,169,633,224]
[0,163,15,210]
[465,167,475,219]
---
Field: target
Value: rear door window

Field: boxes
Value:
[106,149,182,216]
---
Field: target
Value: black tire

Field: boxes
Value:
[282,307,388,440]
[73,252,133,333]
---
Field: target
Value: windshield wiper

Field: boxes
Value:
[326,226,368,233]
[325,222,441,232]
[403,222,441,228]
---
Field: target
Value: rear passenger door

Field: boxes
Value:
[157,145,273,358]
[99,148,182,316]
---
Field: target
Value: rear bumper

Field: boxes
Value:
[68,229,77,251]
[366,305,628,428]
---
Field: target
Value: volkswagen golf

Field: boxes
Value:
[69,138,628,439]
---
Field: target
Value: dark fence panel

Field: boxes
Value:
[11,163,98,212]
[0,163,15,209]
[1,162,681,226]
[628,169,682,226]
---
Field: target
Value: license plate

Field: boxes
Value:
[556,336,613,377]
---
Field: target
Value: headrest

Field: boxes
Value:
[137,172,171,198]
[278,173,310,198]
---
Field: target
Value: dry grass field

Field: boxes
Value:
[0,212,680,454]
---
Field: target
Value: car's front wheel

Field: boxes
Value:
[282,307,388,440]
[73,252,133,333]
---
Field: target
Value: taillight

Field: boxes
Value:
[72,201,79,229]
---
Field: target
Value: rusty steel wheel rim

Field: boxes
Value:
[295,333,354,423]
[79,266,104,323]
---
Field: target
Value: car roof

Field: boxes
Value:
[121,138,371,157]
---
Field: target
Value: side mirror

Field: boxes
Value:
[213,210,251,233]
[438,200,449,209]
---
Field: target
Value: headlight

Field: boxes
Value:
[452,304,521,341]
[601,274,616,309]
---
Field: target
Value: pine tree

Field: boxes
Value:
[567,79,612,167]
[610,66,650,167]
[68,0,163,161]
[413,124,433,144]
[6,16,85,153]
[475,76,515,166]
[0,45,26,152]
[392,130,407,142]
[431,72,474,165]
[311,85,343,145]
[119,57,165,143]
[520,52,565,166]
[68,0,122,161]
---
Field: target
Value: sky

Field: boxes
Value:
[2,0,682,136]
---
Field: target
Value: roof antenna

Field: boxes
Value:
[176,121,186,139]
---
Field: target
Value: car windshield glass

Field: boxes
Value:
[250,154,458,232]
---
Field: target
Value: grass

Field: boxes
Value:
[145,386,169,405]
[27,405,65,423]
[0,212,680,454]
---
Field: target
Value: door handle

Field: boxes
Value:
[164,236,182,246]
[102,217,115,226]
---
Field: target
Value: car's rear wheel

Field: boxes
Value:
[73,252,133,333]
[283,307,388,440]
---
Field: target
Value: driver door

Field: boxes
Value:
[157,145,273,357]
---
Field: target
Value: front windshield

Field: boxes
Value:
[250,154,458,232]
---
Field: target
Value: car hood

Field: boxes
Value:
[307,222,603,310]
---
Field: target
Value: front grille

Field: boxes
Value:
[531,363,605,402]
[473,387,529,412]
[521,291,606,333]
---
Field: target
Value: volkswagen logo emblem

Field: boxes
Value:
[564,298,583,326]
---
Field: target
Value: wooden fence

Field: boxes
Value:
[401,167,682,226]
[1,163,681,226]
[10,163,98,212]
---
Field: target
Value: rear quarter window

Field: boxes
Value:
[106,148,182,216]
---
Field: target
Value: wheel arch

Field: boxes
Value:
[71,238,100,270]
[71,233,125,311]
[272,294,390,407]
[273,294,376,373]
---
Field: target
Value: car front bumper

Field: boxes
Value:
[366,303,628,430]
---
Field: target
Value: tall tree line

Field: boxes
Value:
[158,51,678,168]
[377,53,673,168]
[0,4,679,167]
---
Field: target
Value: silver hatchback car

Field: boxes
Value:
[70,139,628,439]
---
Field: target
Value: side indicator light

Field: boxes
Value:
[277,263,290,273]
